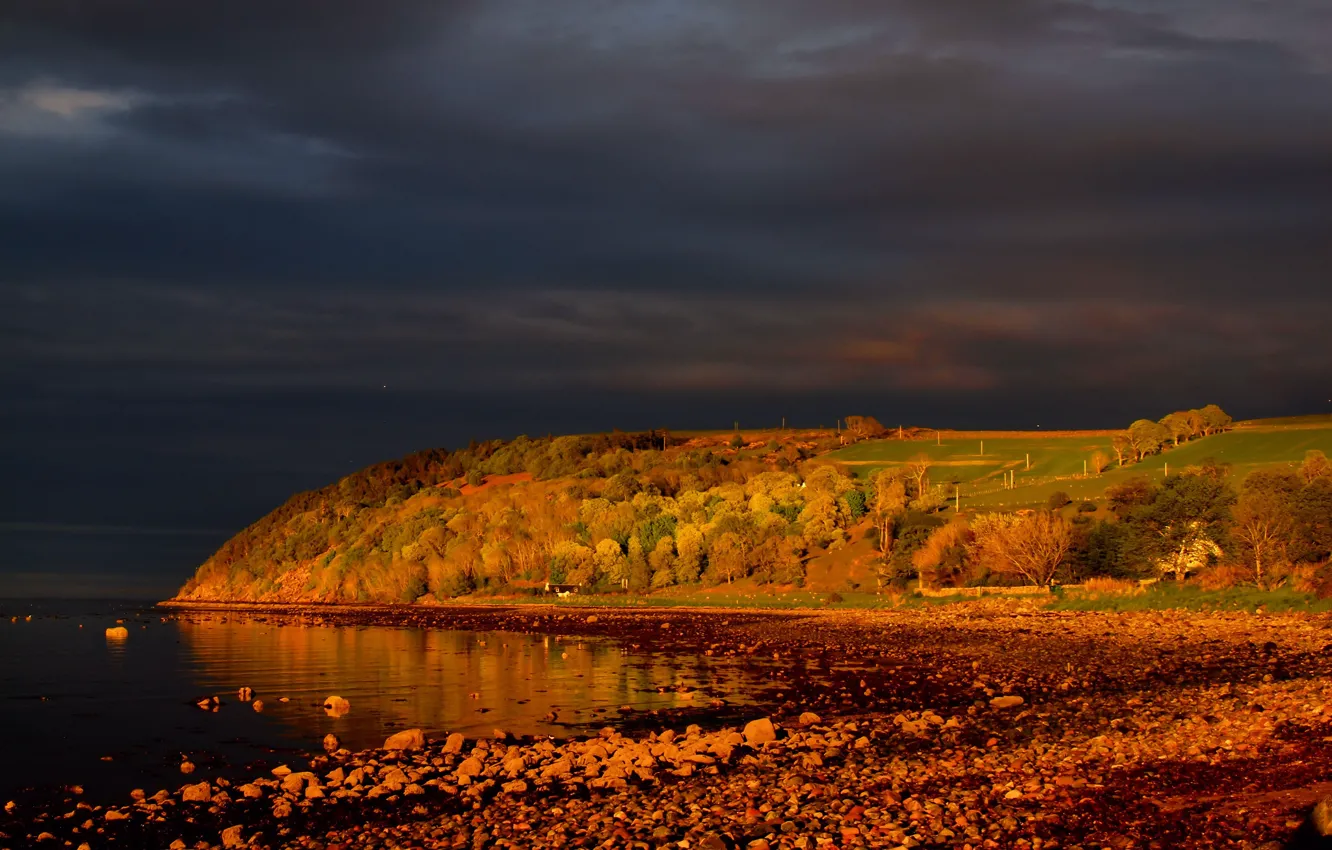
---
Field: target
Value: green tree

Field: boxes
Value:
[1159,412,1192,447]
[626,536,650,590]
[1128,419,1168,461]
[799,492,841,549]
[1124,472,1235,571]
[1198,404,1232,435]
[771,536,806,586]
[674,524,704,584]
[594,538,629,586]
[870,470,909,554]
[842,488,867,521]
[708,532,747,585]
[843,415,885,439]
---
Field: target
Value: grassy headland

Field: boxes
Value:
[173,408,1332,611]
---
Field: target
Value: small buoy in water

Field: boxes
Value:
[252,700,264,712]
[105,626,129,640]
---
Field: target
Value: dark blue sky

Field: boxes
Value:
[2,1,1331,596]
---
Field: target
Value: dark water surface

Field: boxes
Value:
[0,600,772,802]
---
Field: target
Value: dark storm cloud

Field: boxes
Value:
[3,1,1332,593]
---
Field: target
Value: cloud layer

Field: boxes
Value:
[3,1,1331,591]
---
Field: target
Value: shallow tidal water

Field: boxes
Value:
[0,600,775,802]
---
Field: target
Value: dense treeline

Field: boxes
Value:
[180,430,856,602]
[1109,404,1232,467]
[179,413,1332,603]
[886,451,1332,591]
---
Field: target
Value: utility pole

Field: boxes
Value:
[1083,459,1087,476]
[980,440,984,455]
[1164,462,1168,477]
[781,416,786,430]
[1026,453,1030,471]
[899,425,903,440]
[955,485,960,512]
[937,430,941,446]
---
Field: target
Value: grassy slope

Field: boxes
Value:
[826,421,1332,510]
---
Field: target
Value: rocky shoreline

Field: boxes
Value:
[7,602,1332,849]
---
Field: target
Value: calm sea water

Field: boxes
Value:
[0,600,774,802]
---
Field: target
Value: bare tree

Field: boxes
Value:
[969,512,1072,586]
[904,454,932,499]
[1231,490,1291,588]
[844,415,886,440]
[1301,450,1331,484]
[1111,433,1130,467]
[870,470,909,554]
[1089,450,1110,475]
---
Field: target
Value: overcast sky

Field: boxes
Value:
[2,1,1330,596]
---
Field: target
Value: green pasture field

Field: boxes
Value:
[827,433,1115,486]
[828,423,1332,510]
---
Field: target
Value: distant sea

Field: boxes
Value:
[0,599,770,803]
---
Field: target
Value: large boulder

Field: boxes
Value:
[383,728,425,751]
[743,718,777,745]
[180,782,211,802]
[457,756,484,778]
[443,732,465,754]
[280,772,316,794]
[323,696,350,717]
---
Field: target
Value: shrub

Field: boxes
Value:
[825,592,844,604]
[437,569,476,598]
[1077,501,1098,513]
[1047,491,1072,510]
[1196,563,1250,591]
[730,434,744,449]
[466,470,484,488]
[1302,563,1332,599]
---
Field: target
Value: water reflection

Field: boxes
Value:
[176,616,763,752]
